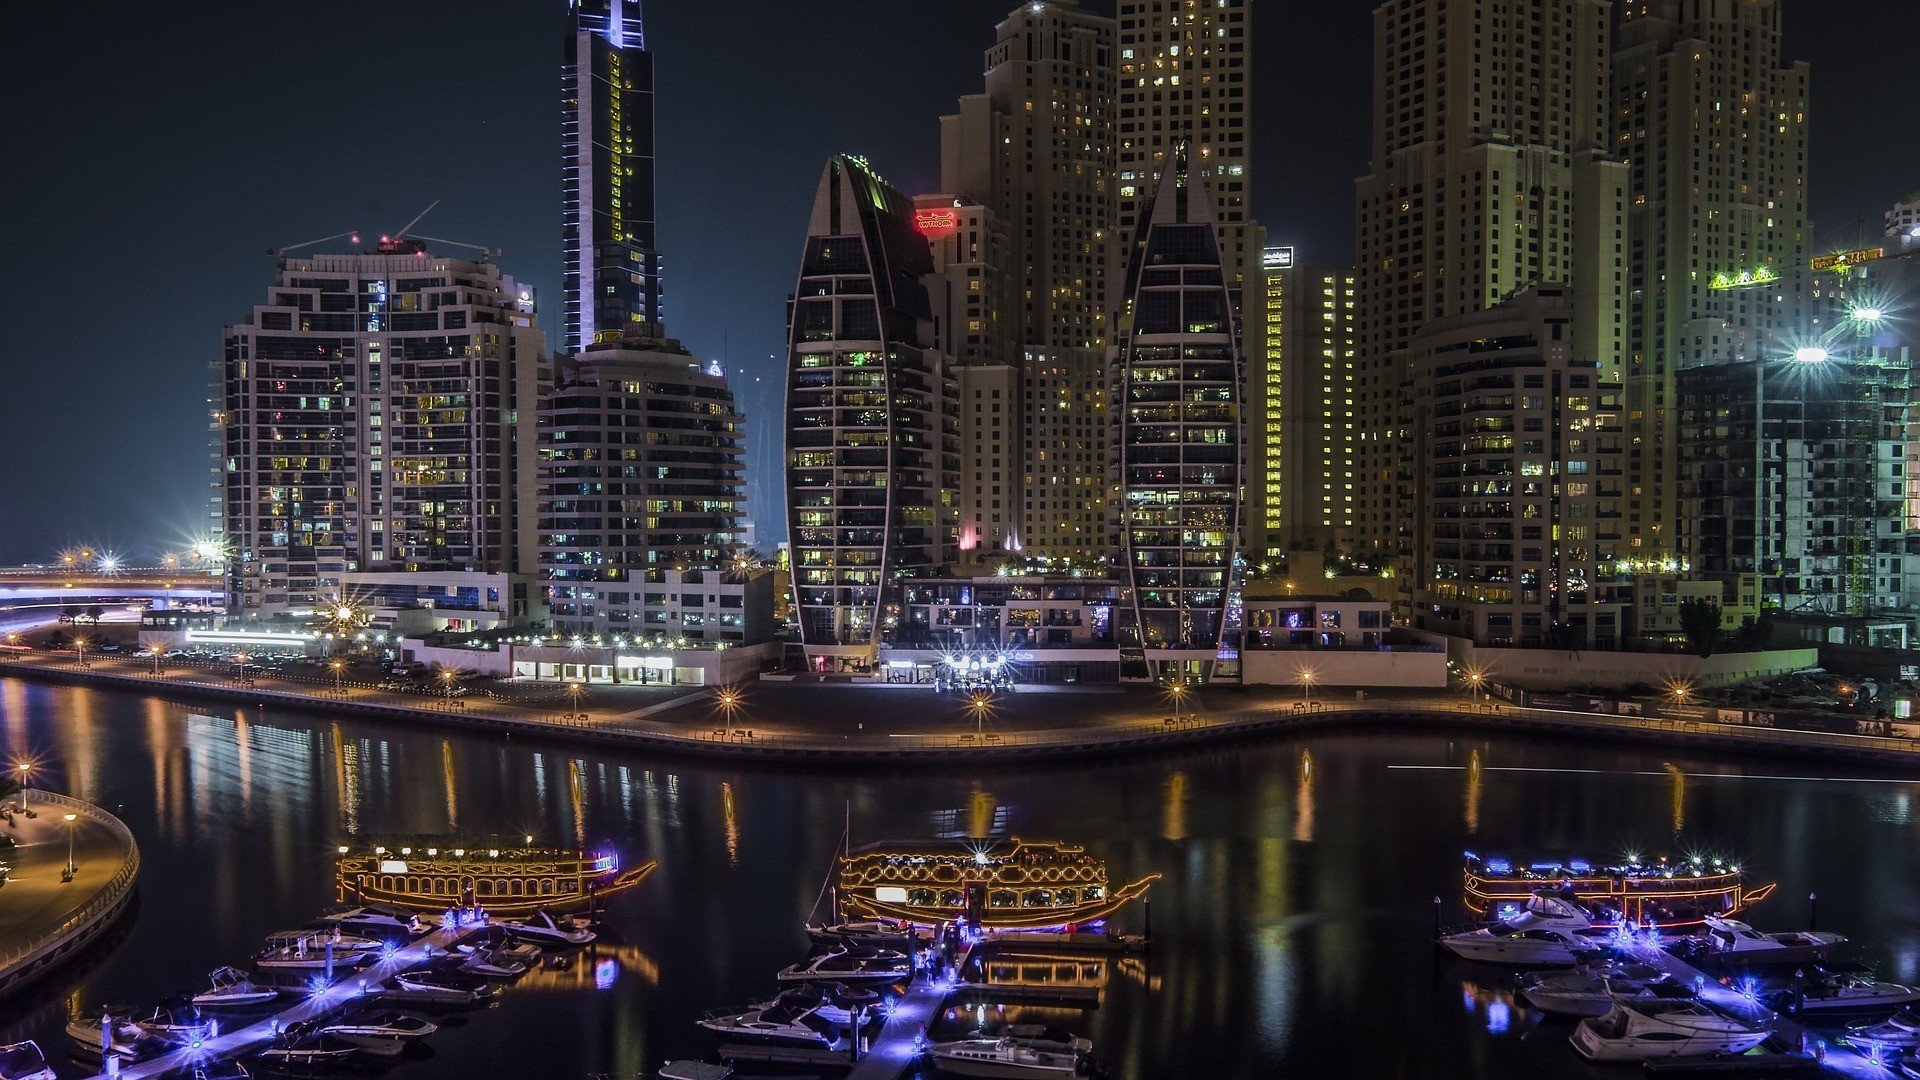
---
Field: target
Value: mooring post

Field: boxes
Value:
[1808,891,1818,932]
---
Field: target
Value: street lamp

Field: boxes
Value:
[715,686,741,738]
[72,636,88,668]
[967,691,992,738]
[150,644,166,675]
[3,631,19,659]
[14,760,32,807]
[440,669,457,702]
[1167,681,1190,722]
[233,652,251,684]
[1464,666,1487,701]
[1298,668,1318,705]
[63,812,78,875]
[331,659,347,696]
[1792,345,1831,364]
[565,680,587,721]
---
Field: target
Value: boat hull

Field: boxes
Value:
[928,1051,1081,1078]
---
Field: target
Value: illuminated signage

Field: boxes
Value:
[915,208,960,239]
[1707,266,1779,291]
[378,860,409,874]
[1810,247,1884,273]
[874,886,910,903]
[1262,246,1295,269]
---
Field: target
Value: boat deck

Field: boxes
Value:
[1619,935,1864,1071]
[844,970,948,1080]
[82,926,467,1080]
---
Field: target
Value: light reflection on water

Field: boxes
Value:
[4,678,1920,1078]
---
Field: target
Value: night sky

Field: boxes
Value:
[2,0,1913,565]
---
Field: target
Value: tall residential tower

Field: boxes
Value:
[564,0,663,352]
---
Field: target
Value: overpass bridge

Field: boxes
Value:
[0,567,224,630]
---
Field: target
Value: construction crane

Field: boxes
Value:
[266,230,361,257]
[378,200,502,260]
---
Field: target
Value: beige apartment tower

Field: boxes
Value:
[1353,0,1628,577]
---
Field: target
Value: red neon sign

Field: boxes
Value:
[915,208,960,238]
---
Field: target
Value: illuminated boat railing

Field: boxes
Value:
[336,840,655,916]
[837,837,1158,929]
[1462,853,1775,930]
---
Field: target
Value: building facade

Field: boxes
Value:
[1353,0,1627,570]
[564,0,663,351]
[1109,145,1243,681]
[785,156,958,671]
[1405,286,1630,648]
[219,243,546,615]
[1614,0,1810,558]
[538,325,744,636]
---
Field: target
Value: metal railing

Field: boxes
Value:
[0,790,141,980]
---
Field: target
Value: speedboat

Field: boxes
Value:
[1776,972,1920,1019]
[269,928,383,953]
[1520,964,1694,1018]
[699,989,846,1049]
[392,968,499,1003]
[775,947,913,986]
[66,1010,150,1062]
[134,1002,214,1042]
[0,1041,55,1080]
[656,1065,733,1080]
[194,966,282,1008]
[1686,916,1846,967]
[963,1026,1094,1056]
[454,927,542,964]
[1572,1000,1772,1061]
[284,1010,436,1053]
[926,1036,1091,1078]
[1845,1007,1920,1051]
[254,931,378,972]
[805,918,918,951]
[503,909,595,947]
[1440,892,1612,966]
[255,1033,388,1067]
[311,904,428,941]
[456,947,528,979]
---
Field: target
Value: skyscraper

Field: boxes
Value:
[940,0,1115,562]
[1110,144,1242,682]
[563,0,662,353]
[784,156,958,672]
[1615,0,1810,558]
[1353,0,1627,572]
[1115,0,1259,309]
[538,324,744,637]
[219,242,546,614]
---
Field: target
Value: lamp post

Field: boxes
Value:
[73,636,88,669]
[63,812,78,875]
[565,680,587,722]
[331,659,346,696]
[14,761,31,808]
[233,652,250,684]
[968,692,991,739]
[1299,669,1318,706]
[3,631,19,659]
[1168,681,1190,723]
[1465,667,1486,701]
[716,686,741,739]
[150,644,166,676]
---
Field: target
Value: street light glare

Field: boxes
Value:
[1792,346,1831,363]
[1851,306,1884,323]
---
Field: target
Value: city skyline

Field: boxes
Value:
[3,0,1917,564]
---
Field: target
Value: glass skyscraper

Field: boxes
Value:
[563,0,662,352]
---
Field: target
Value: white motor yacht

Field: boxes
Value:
[926,1036,1089,1078]
[311,904,428,941]
[374,972,490,1007]
[255,1033,378,1067]
[193,966,281,1008]
[699,990,846,1049]
[504,909,596,947]
[1440,892,1612,966]
[1688,917,1846,967]
[254,931,378,972]
[298,1010,438,1048]
[1572,999,1772,1061]
[1779,972,1920,1019]
[457,947,529,979]
[0,1041,55,1080]
[776,947,913,986]
[455,927,542,964]
[1520,964,1693,1018]
[134,1003,213,1043]
[391,968,500,1002]
[1845,1007,1920,1051]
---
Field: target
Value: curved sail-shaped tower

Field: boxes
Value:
[1110,143,1243,682]
[784,156,953,672]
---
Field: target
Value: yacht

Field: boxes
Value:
[926,1036,1091,1078]
[775,947,914,986]
[391,968,500,1003]
[504,909,596,947]
[455,927,542,964]
[1845,1007,1920,1051]
[310,904,428,941]
[699,990,845,1049]
[269,927,383,953]
[134,1002,213,1042]
[1572,1000,1772,1061]
[1520,964,1694,1018]
[1439,892,1613,966]
[0,1041,54,1080]
[255,1033,383,1068]
[288,1010,437,1050]
[253,931,378,972]
[1775,972,1920,1019]
[805,918,918,951]
[193,966,282,1008]
[1686,917,1847,967]
[963,1026,1094,1056]
[456,947,529,979]
[65,1011,150,1062]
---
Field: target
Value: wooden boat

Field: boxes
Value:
[1464,852,1775,930]
[835,838,1157,930]
[335,838,654,917]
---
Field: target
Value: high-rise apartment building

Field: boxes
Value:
[1405,286,1630,647]
[1615,0,1810,558]
[1115,0,1260,340]
[538,324,744,636]
[1354,0,1627,577]
[941,0,1116,561]
[219,242,546,614]
[784,156,958,671]
[1247,249,1362,561]
[564,0,662,352]
[1110,145,1242,681]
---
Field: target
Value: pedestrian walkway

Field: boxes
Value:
[0,790,140,1000]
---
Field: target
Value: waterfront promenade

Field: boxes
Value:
[0,789,140,999]
[4,648,1919,768]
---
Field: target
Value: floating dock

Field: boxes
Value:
[83,926,465,1080]
[1618,935,1865,1072]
